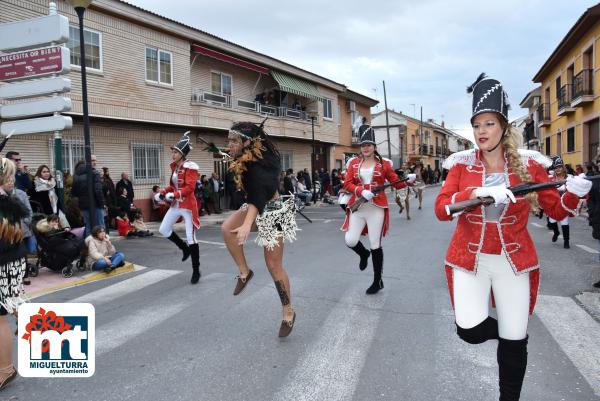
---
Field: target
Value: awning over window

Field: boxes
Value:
[270,70,324,102]
[191,44,269,75]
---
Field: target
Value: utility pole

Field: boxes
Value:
[420,106,423,156]
[382,80,392,160]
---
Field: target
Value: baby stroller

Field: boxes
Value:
[31,214,86,278]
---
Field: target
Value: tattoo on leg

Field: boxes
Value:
[274,280,290,306]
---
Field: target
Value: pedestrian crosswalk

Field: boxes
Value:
[16,267,600,400]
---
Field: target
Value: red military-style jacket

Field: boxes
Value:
[341,156,410,237]
[435,149,584,313]
[162,160,200,229]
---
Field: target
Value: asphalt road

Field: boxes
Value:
[4,187,600,401]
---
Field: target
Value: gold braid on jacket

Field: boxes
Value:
[228,138,265,191]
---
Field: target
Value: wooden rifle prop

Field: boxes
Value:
[446,175,600,216]
[349,178,409,213]
[196,135,231,160]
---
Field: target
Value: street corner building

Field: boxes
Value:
[0,0,379,220]
[525,3,600,168]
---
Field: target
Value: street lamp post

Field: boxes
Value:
[307,110,318,205]
[68,0,96,229]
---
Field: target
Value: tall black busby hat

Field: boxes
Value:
[358,124,376,145]
[172,131,192,157]
[467,73,509,123]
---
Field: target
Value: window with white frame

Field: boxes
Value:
[323,98,333,119]
[52,139,86,174]
[145,47,172,85]
[211,71,232,96]
[280,151,293,172]
[68,26,102,71]
[132,143,162,182]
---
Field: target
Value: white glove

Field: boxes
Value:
[566,175,592,197]
[153,192,163,202]
[361,189,375,201]
[474,185,516,205]
[165,193,175,202]
[407,173,417,183]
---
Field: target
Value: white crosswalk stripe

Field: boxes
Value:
[575,244,599,254]
[535,295,600,397]
[70,269,182,305]
[272,285,387,401]
[94,272,231,355]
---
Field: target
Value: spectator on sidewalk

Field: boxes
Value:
[296,177,312,205]
[85,225,125,273]
[115,212,151,238]
[302,168,312,191]
[5,151,31,193]
[65,197,86,238]
[116,187,140,221]
[151,185,168,219]
[210,173,222,213]
[116,172,134,204]
[30,165,61,216]
[14,184,34,286]
[283,169,295,195]
[71,159,105,236]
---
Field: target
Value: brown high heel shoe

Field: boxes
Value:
[278,311,296,338]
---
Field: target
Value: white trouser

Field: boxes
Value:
[548,216,569,225]
[453,252,530,340]
[159,206,197,245]
[344,202,385,249]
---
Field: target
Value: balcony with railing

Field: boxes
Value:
[436,146,442,156]
[191,89,314,123]
[537,103,550,127]
[571,69,594,107]
[557,84,575,116]
[351,129,361,145]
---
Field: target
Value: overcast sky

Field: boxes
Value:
[128,0,595,141]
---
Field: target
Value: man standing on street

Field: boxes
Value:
[116,172,134,205]
[5,151,31,193]
[72,155,105,236]
[210,172,222,213]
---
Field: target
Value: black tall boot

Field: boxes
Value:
[562,225,570,249]
[189,243,200,284]
[549,222,560,242]
[349,241,371,271]
[167,232,190,261]
[497,336,528,401]
[366,247,384,294]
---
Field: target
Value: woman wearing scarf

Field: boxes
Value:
[30,165,60,215]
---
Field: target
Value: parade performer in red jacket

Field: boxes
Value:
[434,73,592,401]
[342,124,415,294]
[157,132,201,284]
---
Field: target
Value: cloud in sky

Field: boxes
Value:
[128,0,595,140]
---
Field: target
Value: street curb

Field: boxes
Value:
[27,262,136,299]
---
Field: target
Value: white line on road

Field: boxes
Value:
[530,222,544,228]
[323,219,332,224]
[70,269,181,305]
[272,286,387,401]
[197,239,226,246]
[535,295,600,396]
[96,302,188,355]
[575,244,599,254]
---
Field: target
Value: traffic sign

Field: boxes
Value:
[1,115,73,136]
[0,97,72,119]
[0,76,71,99]
[0,14,69,52]
[0,46,70,81]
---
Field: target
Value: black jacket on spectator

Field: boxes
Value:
[0,194,28,266]
[588,180,600,239]
[71,164,105,210]
[283,176,295,195]
[116,178,134,204]
[303,172,312,190]
[117,195,132,215]
[30,188,55,215]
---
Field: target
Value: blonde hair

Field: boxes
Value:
[501,123,539,212]
[0,158,16,187]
